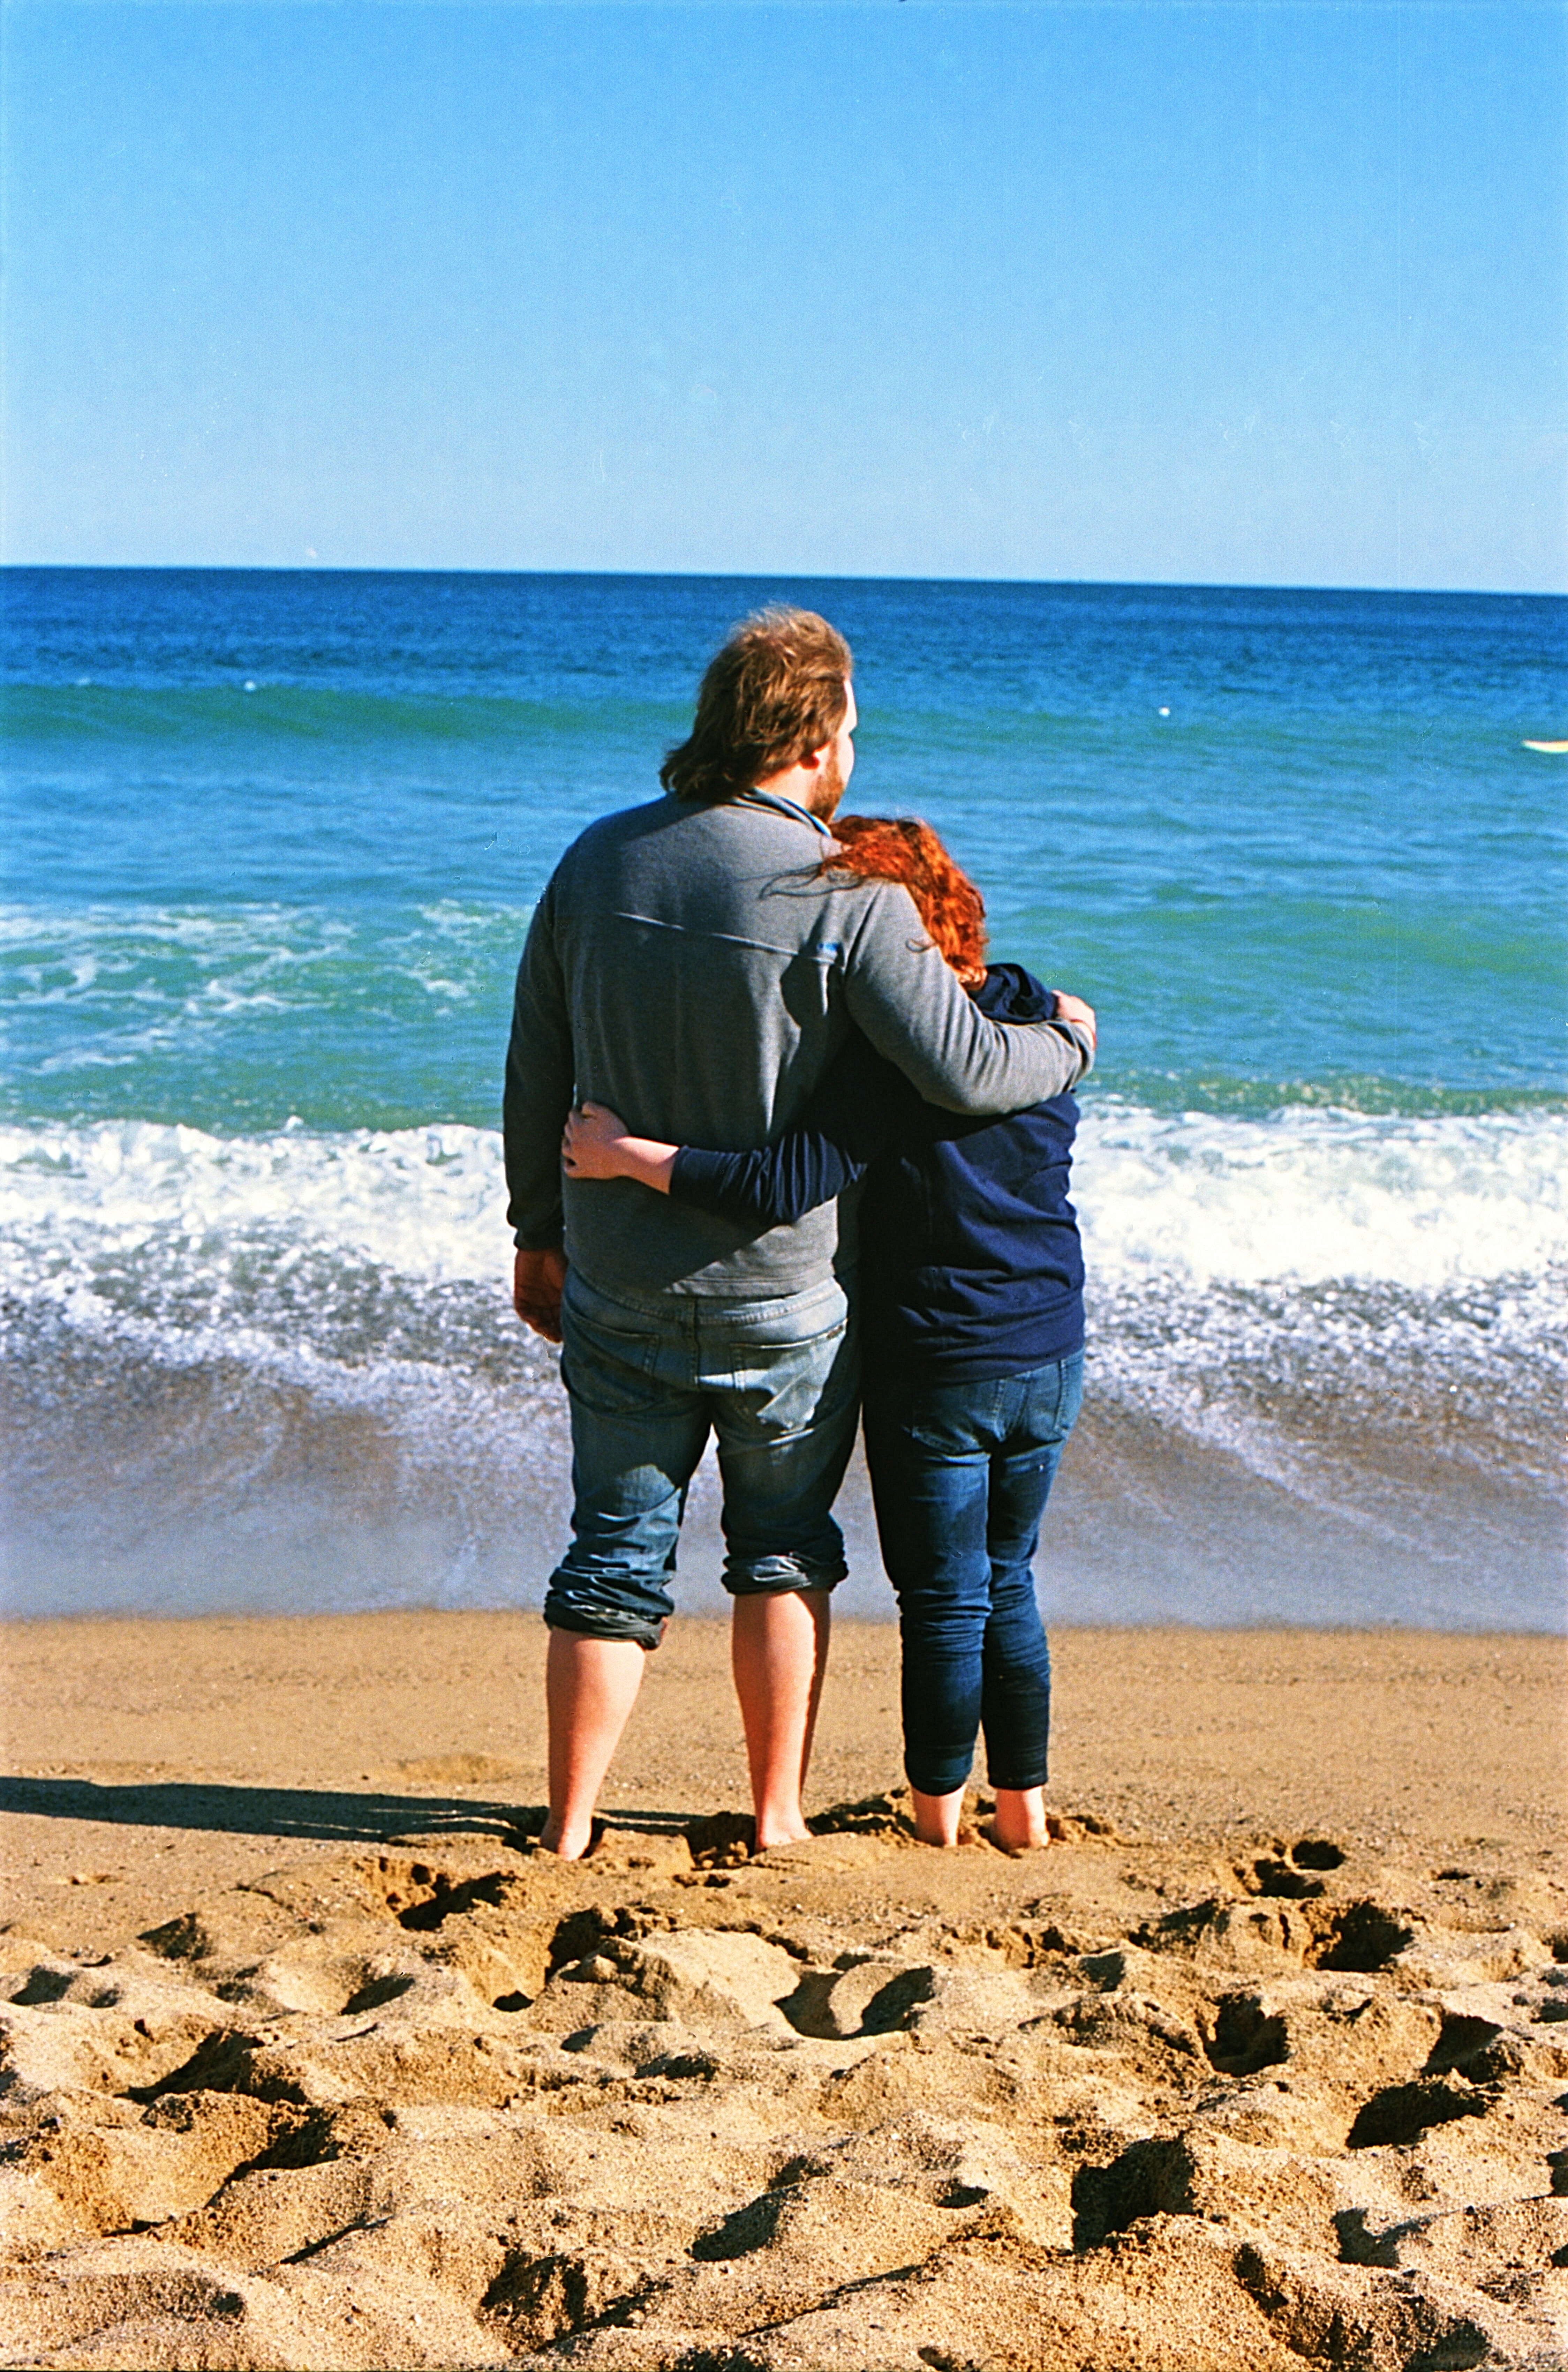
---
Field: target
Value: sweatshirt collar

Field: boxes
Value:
[736,785,835,840]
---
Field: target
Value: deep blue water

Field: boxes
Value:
[2,569,1563,1628]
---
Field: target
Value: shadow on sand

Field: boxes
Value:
[0,1776,688,1849]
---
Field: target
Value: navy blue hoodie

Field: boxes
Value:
[670,963,1083,1387]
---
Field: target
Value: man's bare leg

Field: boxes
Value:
[731,1589,831,1851]
[540,1630,645,1859]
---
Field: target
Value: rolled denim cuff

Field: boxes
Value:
[543,1589,668,1652]
[723,1549,848,1599]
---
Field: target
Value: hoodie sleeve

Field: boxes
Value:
[669,1033,896,1226]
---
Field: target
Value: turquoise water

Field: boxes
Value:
[3,570,1563,1626]
[6,571,1563,1127]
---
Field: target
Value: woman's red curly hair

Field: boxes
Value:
[822,815,988,982]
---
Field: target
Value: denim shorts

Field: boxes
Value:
[544,1268,859,1650]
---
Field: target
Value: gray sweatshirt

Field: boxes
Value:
[504,788,1092,1298]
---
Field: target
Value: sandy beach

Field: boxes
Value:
[1,1611,1564,2370]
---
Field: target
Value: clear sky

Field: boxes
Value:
[4,1,1564,589]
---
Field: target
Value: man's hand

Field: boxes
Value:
[513,1246,567,1343]
[1050,990,1097,1053]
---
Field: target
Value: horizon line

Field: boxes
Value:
[4,561,1563,600]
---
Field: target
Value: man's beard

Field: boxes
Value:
[809,746,846,821]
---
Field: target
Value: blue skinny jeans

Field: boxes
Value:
[863,1350,1083,1799]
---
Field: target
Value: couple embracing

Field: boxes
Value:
[504,608,1095,1862]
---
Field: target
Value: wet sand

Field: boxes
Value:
[1,1612,1565,2369]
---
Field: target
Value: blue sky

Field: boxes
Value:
[4,1,1563,588]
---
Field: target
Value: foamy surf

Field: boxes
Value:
[2,1105,1560,1631]
[1078,1099,1565,1291]
[3,1102,1561,1297]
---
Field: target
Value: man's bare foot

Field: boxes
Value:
[538,1815,600,1860]
[752,1815,812,1853]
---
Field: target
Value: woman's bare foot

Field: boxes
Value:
[986,1785,1050,1854]
[910,1785,966,1847]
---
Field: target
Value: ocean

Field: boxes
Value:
[2,568,1563,1630]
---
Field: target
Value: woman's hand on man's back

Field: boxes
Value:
[562,1104,680,1196]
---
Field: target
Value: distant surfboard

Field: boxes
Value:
[1522,739,1568,752]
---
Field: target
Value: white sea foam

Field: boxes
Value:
[2,1104,1561,1307]
[1075,1099,1566,1294]
[0,900,528,995]
[0,1119,509,1297]
[0,900,356,960]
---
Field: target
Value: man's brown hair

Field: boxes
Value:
[661,607,852,803]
